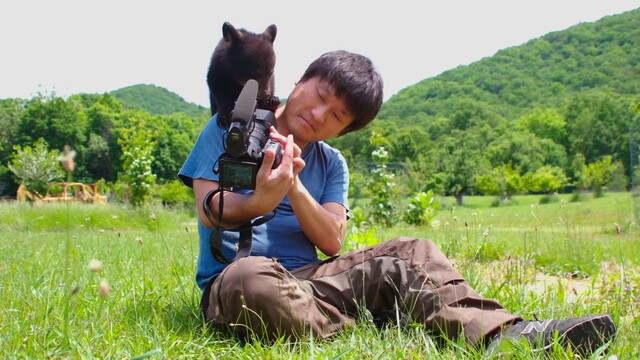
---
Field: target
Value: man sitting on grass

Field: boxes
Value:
[179,50,617,355]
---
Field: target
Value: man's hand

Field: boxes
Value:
[268,127,305,175]
[252,129,305,209]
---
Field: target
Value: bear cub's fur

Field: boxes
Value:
[206,22,278,127]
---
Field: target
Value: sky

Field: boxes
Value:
[1,1,639,107]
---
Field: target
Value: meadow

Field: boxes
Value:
[1,192,638,359]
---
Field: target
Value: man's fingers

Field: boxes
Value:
[285,134,294,153]
[258,146,276,175]
[293,158,306,175]
[270,128,301,157]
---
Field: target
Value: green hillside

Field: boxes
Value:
[328,8,640,204]
[110,84,208,118]
[378,8,640,124]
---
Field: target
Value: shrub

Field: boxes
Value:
[403,191,439,226]
[8,138,64,198]
[522,166,567,194]
[47,184,63,196]
[157,180,193,209]
[366,146,396,227]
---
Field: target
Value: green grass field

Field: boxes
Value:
[1,192,638,359]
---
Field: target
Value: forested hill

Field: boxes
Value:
[377,8,639,125]
[327,8,639,204]
[111,84,208,118]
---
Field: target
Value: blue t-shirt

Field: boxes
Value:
[179,115,350,290]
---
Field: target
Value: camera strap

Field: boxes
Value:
[203,187,275,264]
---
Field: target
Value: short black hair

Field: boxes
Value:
[300,50,384,135]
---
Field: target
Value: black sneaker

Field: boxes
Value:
[486,314,617,356]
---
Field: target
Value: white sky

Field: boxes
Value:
[1,1,639,107]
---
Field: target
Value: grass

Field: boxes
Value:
[1,192,639,359]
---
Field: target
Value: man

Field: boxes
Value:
[179,50,616,355]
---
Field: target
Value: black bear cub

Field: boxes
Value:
[206,22,278,127]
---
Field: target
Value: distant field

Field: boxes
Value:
[377,192,637,274]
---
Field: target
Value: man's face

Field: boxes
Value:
[279,76,354,146]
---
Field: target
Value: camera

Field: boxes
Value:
[217,79,282,189]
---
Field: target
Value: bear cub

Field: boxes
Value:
[206,22,278,127]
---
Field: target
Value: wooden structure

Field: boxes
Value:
[17,182,108,204]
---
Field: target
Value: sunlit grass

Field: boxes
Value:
[1,193,638,358]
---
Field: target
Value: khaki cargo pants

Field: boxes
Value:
[201,237,521,345]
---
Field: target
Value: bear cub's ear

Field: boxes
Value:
[262,24,277,43]
[222,22,242,44]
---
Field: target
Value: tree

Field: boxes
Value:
[150,113,199,181]
[475,163,524,201]
[8,138,64,198]
[387,127,431,163]
[429,129,490,205]
[86,133,112,181]
[517,108,567,146]
[565,91,633,177]
[406,153,445,196]
[485,129,563,174]
[327,119,387,165]
[583,156,617,197]
[17,95,88,156]
[81,94,124,182]
[0,99,24,195]
[570,153,586,188]
[117,117,157,207]
[0,99,23,157]
[522,166,568,194]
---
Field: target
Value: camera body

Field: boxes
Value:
[217,80,282,190]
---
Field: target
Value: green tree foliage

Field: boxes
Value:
[149,113,201,182]
[374,9,639,197]
[485,129,568,174]
[156,179,194,209]
[1,87,208,196]
[0,99,24,195]
[426,128,491,205]
[0,99,23,156]
[8,139,64,198]
[117,118,157,207]
[517,108,567,146]
[328,120,385,164]
[405,153,443,196]
[18,95,87,153]
[79,94,124,182]
[564,91,635,173]
[583,155,618,197]
[381,8,640,122]
[522,166,568,194]
[348,170,367,208]
[474,163,524,200]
